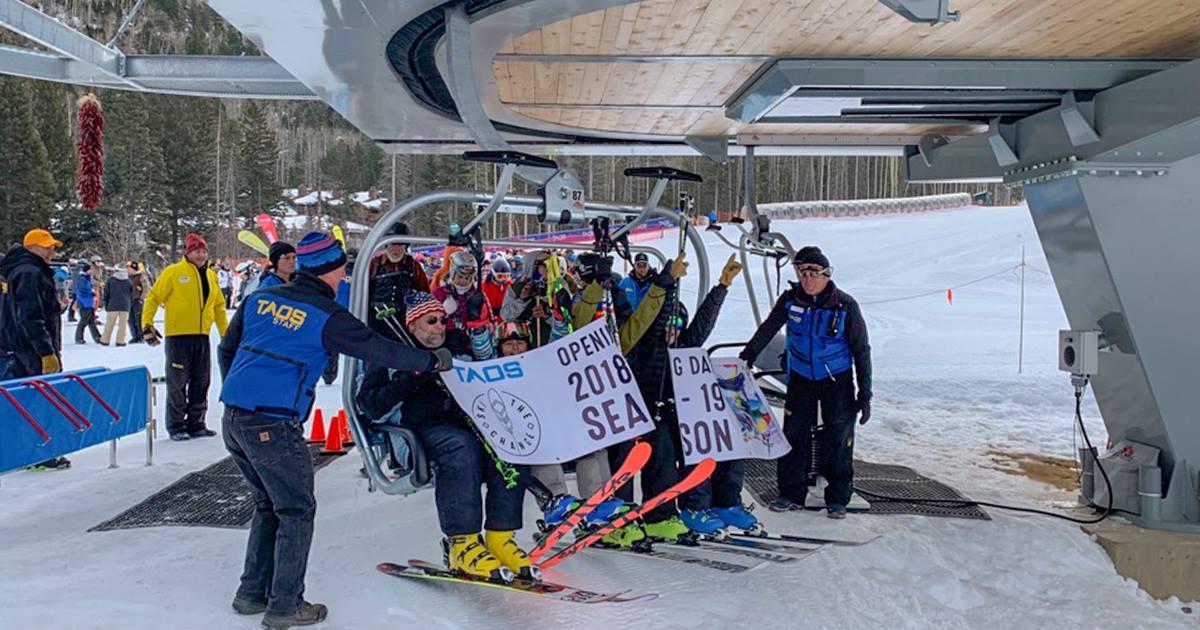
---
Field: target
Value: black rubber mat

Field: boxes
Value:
[744,458,990,520]
[89,444,348,532]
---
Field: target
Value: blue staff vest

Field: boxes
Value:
[221,288,334,420]
[784,294,853,381]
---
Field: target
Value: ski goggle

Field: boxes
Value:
[494,272,511,282]
[795,265,831,278]
[500,322,529,338]
[453,267,477,278]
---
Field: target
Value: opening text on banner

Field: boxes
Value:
[670,349,790,465]
[441,319,654,465]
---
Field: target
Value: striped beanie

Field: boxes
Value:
[405,291,446,328]
[296,231,347,276]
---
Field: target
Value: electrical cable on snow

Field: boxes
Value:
[854,386,1115,525]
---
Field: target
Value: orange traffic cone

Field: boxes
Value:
[308,409,326,444]
[338,409,355,447]
[323,414,347,454]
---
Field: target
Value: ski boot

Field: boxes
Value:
[642,516,691,542]
[711,504,760,532]
[443,534,514,582]
[540,494,580,528]
[599,523,646,548]
[585,499,634,524]
[680,509,726,535]
[484,530,542,581]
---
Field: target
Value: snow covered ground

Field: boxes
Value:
[2,204,1195,629]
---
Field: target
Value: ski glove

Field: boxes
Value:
[142,326,162,347]
[465,292,487,322]
[719,253,744,287]
[41,354,61,374]
[433,347,454,372]
[856,392,872,425]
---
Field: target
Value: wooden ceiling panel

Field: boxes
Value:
[493,0,1200,139]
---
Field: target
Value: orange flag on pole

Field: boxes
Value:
[947,289,953,305]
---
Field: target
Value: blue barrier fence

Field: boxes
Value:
[0,366,152,473]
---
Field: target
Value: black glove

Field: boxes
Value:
[856,392,872,425]
[738,348,755,364]
[652,262,676,289]
[577,253,613,284]
[433,348,454,372]
[142,326,162,347]
[466,292,487,321]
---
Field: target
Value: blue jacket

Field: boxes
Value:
[218,272,435,422]
[75,272,95,309]
[257,271,287,290]
[335,276,350,309]
[618,273,653,311]
[740,281,872,396]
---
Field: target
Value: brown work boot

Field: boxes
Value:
[261,601,328,629]
[232,596,267,615]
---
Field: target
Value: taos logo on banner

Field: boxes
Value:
[441,319,654,465]
[669,349,790,465]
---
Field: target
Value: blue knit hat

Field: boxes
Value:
[296,231,347,276]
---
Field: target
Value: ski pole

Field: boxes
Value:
[653,192,695,422]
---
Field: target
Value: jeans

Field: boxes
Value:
[416,423,526,536]
[780,371,857,509]
[223,407,316,616]
[680,460,746,511]
[128,300,143,342]
[75,307,101,343]
[165,335,211,435]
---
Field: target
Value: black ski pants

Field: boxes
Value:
[75,307,101,343]
[165,334,212,435]
[609,402,680,524]
[779,370,857,509]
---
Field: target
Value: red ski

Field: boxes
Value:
[256,213,279,244]
[528,441,651,563]
[537,458,717,570]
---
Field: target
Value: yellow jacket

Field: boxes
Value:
[142,258,229,337]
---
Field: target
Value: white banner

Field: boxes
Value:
[440,319,655,465]
[670,349,791,465]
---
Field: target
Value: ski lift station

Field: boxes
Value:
[2,0,1200,627]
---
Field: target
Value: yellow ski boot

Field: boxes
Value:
[484,530,542,581]
[444,534,514,582]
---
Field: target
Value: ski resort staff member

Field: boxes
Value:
[259,241,296,289]
[356,292,532,582]
[141,233,228,441]
[618,252,655,311]
[0,229,70,471]
[218,233,446,629]
[739,246,872,519]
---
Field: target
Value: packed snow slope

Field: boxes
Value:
[1,205,1194,629]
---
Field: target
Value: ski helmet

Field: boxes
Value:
[491,257,511,275]
[449,249,477,278]
[498,321,532,346]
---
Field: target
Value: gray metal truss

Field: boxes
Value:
[0,0,312,99]
[904,59,1200,183]
[876,0,960,25]
[725,58,1182,125]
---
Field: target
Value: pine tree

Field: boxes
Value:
[237,101,279,219]
[155,96,217,256]
[0,77,55,248]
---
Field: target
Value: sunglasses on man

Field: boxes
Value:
[795,265,832,278]
[424,315,448,326]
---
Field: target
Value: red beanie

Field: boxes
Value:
[185,233,208,255]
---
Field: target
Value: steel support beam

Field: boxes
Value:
[726,58,1181,125]
[494,53,773,64]
[684,135,730,164]
[0,0,133,86]
[1024,157,1200,532]
[904,60,1200,182]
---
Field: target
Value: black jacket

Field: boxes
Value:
[356,332,472,431]
[628,284,727,403]
[104,276,134,312]
[740,281,872,397]
[0,246,62,375]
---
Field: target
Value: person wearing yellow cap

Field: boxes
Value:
[0,229,69,470]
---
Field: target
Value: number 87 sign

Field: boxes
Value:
[669,348,790,465]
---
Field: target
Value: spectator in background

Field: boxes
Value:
[100,264,133,346]
[142,233,229,441]
[218,262,233,306]
[619,252,656,311]
[53,264,69,312]
[259,242,296,290]
[74,262,102,344]
[236,261,260,307]
[481,256,512,312]
[0,229,68,470]
[128,261,147,344]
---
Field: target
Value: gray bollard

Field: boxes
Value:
[1138,465,1162,521]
